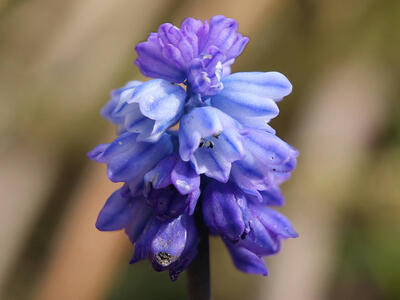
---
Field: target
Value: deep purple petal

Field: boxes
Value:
[96,186,138,231]
[202,182,247,241]
[249,203,298,239]
[89,132,173,194]
[170,158,200,194]
[135,33,186,82]
[224,240,268,276]
[150,216,188,267]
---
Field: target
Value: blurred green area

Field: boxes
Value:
[0,0,399,300]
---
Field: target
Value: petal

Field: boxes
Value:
[170,158,200,195]
[147,188,188,220]
[190,147,232,182]
[187,48,224,96]
[96,186,137,231]
[224,240,268,276]
[178,107,240,161]
[130,217,161,264]
[101,81,142,124]
[151,216,188,267]
[239,213,281,256]
[222,72,292,101]
[144,154,178,191]
[250,204,298,239]
[124,199,154,243]
[210,72,291,128]
[87,143,109,162]
[202,182,247,241]
[231,129,297,192]
[133,79,186,121]
[168,214,198,281]
[186,188,200,215]
[135,33,186,82]
[203,16,249,61]
[244,130,298,173]
[259,186,285,206]
[92,132,173,196]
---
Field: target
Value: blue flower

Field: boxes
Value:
[209,72,292,129]
[102,79,186,142]
[88,15,298,280]
[179,106,246,182]
[230,128,298,199]
[135,15,248,96]
[87,131,173,194]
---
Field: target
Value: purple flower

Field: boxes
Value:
[224,201,297,275]
[135,15,249,96]
[144,154,200,219]
[202,181,250,241]
[95,184,198,281]
[96,184,153,234]
[130,213,198,281]
[89,15,299,280]
[202,181,297,275]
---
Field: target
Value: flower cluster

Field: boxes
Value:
[88,15,298,280]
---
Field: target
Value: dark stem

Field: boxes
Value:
[187,213,211,300]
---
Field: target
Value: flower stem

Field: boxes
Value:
[187,213,211,300]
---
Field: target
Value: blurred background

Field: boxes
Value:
[1,0,399,299]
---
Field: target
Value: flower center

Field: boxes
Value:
[199,132,221,149]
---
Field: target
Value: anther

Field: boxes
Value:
[205,141,214,148]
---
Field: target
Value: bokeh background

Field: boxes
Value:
[1,0,399,299]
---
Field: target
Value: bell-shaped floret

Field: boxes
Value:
[95,184,151,232]
[130,214,198,281]
[101,81,142,130]
[210,72,292,129]
[179,106,245,182]
[87,132,173,194]
[202,181,250,241]
[111,79,186,142]
[230,129,298,197]
[223,200,297,275]
[224,240,268,276]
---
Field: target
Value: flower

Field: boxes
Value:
[102,79,186,142]
[87,131,173,194]
[88,15,298,280]
[95,184,198,281]
[135,15,249,96]
[230,128,298,200]
[178,106,246,182]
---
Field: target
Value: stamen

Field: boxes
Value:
[213,132,221,139]
[205,141,214,148]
